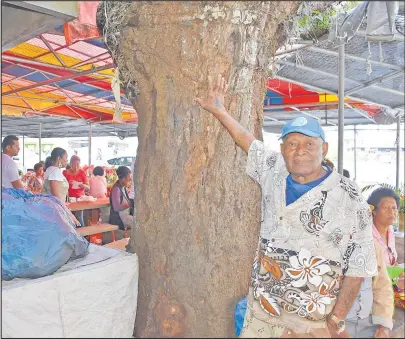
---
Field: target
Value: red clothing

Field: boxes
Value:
[63,169,88,198]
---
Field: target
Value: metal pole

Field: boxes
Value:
[39,123,42,162]
[3,64,115,96]
[337,44,345,174]
[1,55,115,78]
[396,115,401,190]
[88,124,92,166]
[22,135,25,170]
[353,127,357,181]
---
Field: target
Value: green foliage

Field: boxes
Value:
[297,1,362,40]
[298,9,334,32]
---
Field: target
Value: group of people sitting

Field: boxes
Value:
[1,135,135,233]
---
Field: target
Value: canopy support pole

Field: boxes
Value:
[39,123,42,162]
[353,126,357,181]
[396,115,401,190]
[22,134,25,170]
[337,44,345,174]
[88,123,92,166]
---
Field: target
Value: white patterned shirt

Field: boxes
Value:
[245,140,378,332]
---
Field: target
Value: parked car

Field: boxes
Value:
[106,156,135,169]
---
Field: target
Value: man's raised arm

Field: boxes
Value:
[195,74,255,153]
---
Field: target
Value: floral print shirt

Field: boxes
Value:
[245,140,378,333]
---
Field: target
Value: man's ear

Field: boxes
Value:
[322,142,329,158]
[280,143,285,156]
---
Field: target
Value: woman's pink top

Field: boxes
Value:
[89,175,107,198]
[372,224,398,266]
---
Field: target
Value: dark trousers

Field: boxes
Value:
[73,210,85,227]
[129,198,134,216]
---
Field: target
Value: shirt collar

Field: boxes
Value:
[279,162,340,192]
[2,153,13,159]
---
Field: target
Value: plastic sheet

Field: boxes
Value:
[234,296,248,337]
[1,188,89,281]
[63,1,100,45]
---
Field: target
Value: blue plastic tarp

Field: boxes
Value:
[1,188,89,281]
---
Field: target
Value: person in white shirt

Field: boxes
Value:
[1,135,24,189]
[42,147,81,227]
[129,157,136,216]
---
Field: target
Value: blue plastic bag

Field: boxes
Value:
[1,188,89,280]
[234,296,248,337]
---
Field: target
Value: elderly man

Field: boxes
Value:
[2,135,24,189]
[196,75,378,338]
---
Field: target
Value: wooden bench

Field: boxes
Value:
[76,224,119,244]
[103,238,130,251]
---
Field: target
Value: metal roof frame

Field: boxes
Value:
[266,3,404,184]
[1,115,138,139]
[272,34,404,119]
[2,31,137,123]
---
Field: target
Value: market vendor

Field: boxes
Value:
[63,155,89,227]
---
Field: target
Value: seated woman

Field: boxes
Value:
[63,155,89,227]
[109,166,134,232]
[27,162,44,194]
[89,166,107,198]
[368,187,404,287]
[43,147,80,227]
[345,240,393,338]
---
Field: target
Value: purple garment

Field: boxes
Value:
[110,184,129,212]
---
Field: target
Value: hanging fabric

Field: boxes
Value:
[112,67,123,122]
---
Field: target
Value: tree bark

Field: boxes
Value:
[98,1,299,337]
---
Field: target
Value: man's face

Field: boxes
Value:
[6,140,20,157]
[280,133,328,177]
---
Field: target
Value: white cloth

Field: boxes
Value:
[244,140,378,332]
[2,244,139,338]
[44,166,65,181]
[119,209,135,230]
[129,158,136,199]
[1,153,20,188]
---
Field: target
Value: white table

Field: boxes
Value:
[2,245,138,338]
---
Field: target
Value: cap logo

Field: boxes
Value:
[291,117,308,127]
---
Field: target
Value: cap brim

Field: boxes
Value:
[279,128,323,140]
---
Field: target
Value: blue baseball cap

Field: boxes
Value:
[279,116,325,141]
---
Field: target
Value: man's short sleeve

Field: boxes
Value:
[344,197,378,278]
[246,139,280,185]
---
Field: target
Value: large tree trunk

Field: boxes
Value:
[98,1,299,337]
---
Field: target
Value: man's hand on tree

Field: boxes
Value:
[195,74,228,116]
